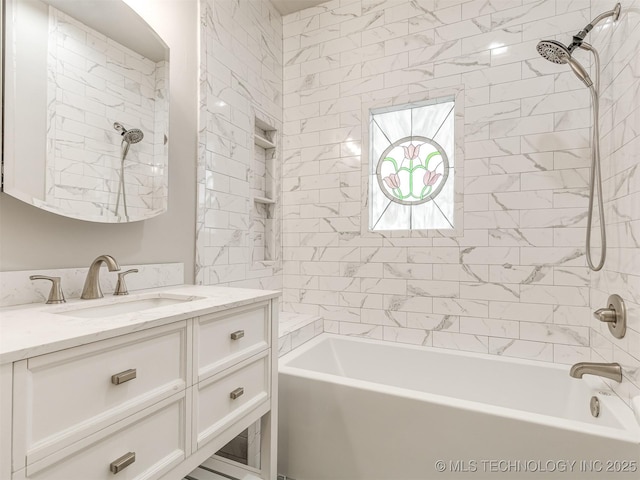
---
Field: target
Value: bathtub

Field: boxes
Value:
[278,334,640,480]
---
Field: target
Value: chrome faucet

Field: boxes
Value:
[81,255,121,299]
[569,362,622,383]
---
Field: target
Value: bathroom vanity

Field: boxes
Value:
[0,285,280,480]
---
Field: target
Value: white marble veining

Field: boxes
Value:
[0,262,183,307]
[44,6,168,221]
[186,0,640,409]
[278,311,323,356]
[196,0,283,291]
[0,285,280,364]
[278,0,639,394]
[588,0,640,407]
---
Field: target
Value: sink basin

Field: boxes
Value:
[55,294,204,318]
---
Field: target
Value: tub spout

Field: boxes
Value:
[569,362,622,383]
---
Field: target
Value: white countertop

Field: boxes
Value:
[0,285,280,364]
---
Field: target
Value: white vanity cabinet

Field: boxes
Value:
[0,287,279,480]
[13,322,190,468]
[15,392,189,480]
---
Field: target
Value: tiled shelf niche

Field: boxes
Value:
[251,117,277,266]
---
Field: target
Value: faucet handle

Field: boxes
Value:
[114,269,138,296]
[29,275,66,304]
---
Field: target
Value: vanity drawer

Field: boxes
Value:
[194,352,269,450]
[194,302,269,382]
[22,391,188,480]
[13,322,188,466]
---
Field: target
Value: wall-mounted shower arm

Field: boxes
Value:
[590,2,621,26]
[569,3,621,51]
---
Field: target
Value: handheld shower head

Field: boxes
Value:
[536,39,570,64]
[566,57,593,88]
[536,4,621,90]
[536,40,593,88]
[113,122,144,144]
[534,4,620,272]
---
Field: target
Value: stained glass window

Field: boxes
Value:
[369,99,455,231]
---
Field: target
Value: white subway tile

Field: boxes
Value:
[489,338,553,361]
[433,331,489,353]
[460,316,519,338]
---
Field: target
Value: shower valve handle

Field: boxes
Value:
[593,294,626,340]
[593,308,616,323]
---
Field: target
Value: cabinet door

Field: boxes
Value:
[194,303,269,383]
[194,352,269,450]
[21,391,189,480]
[13,322,189,466]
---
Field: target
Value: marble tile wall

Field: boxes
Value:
[196,0,283,291]
[45,7,168,220]
[281,0,623,368]
[589,0,640,406]
[278,311,324,356]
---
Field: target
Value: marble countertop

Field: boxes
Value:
[0,285,280,364]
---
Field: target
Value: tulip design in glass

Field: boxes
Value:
[377,137,448,205]
[369,99,455,231]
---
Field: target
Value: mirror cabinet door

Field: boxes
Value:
[2,0,169,223]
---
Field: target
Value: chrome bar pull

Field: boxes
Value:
[230,387,244,400]
[111,368,137,385]
[110,452,135,474]
[230,330,245,340]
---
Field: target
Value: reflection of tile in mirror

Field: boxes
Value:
[44,6,168,221]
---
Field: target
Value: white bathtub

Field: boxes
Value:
[278,334,640,480]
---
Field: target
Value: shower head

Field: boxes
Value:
[536,40,593,88]
[536,4,621,90]
[113,122,144,144]
[536,40,571,64]
[123,129,144,144]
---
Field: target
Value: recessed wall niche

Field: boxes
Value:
[250,117,277,266]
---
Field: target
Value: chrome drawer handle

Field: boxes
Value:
[111,369,137,385]
[230,387,244,400]
[110,452,135,474]
[230,330,245,340]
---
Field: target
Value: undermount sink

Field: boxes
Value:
[54,294,204,318]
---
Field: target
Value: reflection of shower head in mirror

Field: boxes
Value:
[113,122,144,144]
[123,129,144,144]
[113,122,144,221]
[113,121,127,135]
